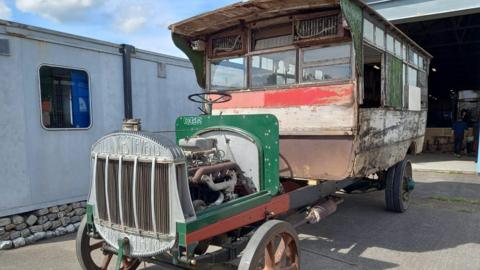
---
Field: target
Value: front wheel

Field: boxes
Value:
[76,217,141,270]
[385,159,414,213]
[238,220,300,270]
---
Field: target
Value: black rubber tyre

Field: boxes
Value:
[238,220,300,270]
[385,159,413,213]
[76,217,140,270]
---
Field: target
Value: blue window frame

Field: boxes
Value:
[39,66,91,129]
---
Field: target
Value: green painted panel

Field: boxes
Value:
[176,114,280,195]
[172,33,206,88]
[86,204,94,225]
[386,55,403,107]
[341,0,363,78]
[175,114,280,248]
[176,191,272,247]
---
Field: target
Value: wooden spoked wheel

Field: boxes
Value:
[76,217,141,270]
[239,220,300,270]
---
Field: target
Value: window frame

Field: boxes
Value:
[38,64,92,131]
[248,47,298,90]
[299,42,354,84]
[207,56,248,91]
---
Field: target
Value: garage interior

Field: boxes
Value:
[398,13,480,128]
[392,13,479,166]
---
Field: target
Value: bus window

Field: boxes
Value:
[210,57,246,90]
[301,44,351,82]
[252,23,293,51]
[250,50,296,88]
[362,45,383,108]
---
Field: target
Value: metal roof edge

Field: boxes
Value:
[0,19,191,66]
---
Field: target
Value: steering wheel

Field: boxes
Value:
[188,92,232,115]
[188,92,232,105]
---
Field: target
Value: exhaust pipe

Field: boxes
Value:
[294,198,343,227]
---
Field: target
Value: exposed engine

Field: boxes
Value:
[179,137,257,210]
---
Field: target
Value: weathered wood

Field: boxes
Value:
[352,108,427,176]
[212,84,357,136]
[169,0,339,37]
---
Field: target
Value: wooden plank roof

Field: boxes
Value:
[168,0,431,58]
[169,0,339,37]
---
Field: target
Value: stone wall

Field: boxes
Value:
[0,201,86,250]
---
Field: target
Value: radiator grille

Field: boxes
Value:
[96,159,108,220]
[294,14,339,40]
[154,164,170,233]
[95,158,170,234]
[121,161,135,228]
[136,162,153,231]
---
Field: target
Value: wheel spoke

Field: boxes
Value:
[89,241,104,251]
[274,235,289,265]
[279,263,299,270]
[100,253,113,270]
[212,95,227,103]
[264,241,276,270]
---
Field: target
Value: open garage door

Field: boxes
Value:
[397,13,480,128]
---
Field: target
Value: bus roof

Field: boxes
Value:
[169,0,431,58]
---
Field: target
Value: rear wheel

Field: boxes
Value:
[76,217,141,270]
[385,159,414,212]
[238,220,300,270]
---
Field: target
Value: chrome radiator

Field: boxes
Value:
[88,132,195,257]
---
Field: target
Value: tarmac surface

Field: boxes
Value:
[1,171,479,270]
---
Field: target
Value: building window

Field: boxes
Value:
[210,57,246,90]
[40,66,91,129]
[250,50,296,88]
[301,44,351,82]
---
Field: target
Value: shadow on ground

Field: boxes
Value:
[297,177,480,269]
[2,173,479,270]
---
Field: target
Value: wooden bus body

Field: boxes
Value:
[170,0,432,181]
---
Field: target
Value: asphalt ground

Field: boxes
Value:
[1,171,479,270]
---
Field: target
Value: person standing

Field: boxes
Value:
[452,117,468,157]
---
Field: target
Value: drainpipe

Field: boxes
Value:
[119,44,135,120]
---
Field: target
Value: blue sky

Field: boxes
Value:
[0,0,238,58]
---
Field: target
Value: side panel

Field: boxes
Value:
[212,84,357,135]
[279,136,355,180]
[353,108,427,176]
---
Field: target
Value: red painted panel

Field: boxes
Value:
[213,91,265,109]
[185,195,290,244]
[265,85,353,107]
[212,84,354,110]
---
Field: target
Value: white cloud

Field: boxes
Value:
[0,0,11,20]
[115,5,148,34]
[15,0,102,22]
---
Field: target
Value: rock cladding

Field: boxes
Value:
[0,201,86,250]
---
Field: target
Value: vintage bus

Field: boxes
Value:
[170,0,431,205]
[76,1,432,269]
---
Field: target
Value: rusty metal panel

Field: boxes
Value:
[279,135,354,181]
